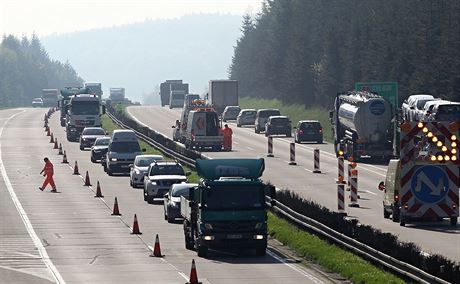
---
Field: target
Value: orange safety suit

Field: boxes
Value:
[41,160,56,190]
[222,127,233,151]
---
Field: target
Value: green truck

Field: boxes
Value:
[181,158,269,257]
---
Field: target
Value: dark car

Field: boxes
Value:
[163,183,197,223]
[265,116,291,137]
[90,137,111,163]
[80,127,107,150]
[294,120,323,143]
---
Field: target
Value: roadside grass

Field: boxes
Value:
[268,212,404,284]
[239,97,333,142]
[103,110,404,283]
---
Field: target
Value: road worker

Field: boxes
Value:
[222,124,233,151]
[39,157,57,192]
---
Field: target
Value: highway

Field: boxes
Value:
[0,107,336,283]
[126,105,460,262]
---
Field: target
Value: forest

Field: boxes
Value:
[0,35,83,107]
[229,0,460,108]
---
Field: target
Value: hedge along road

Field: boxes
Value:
[126,105,460,262]
[0,107,336,283]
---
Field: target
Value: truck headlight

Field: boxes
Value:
[110,158,117,161]
[254,235,264,240]
[204,235,214,241]
[204,223,213,230]
[134,169,140,174]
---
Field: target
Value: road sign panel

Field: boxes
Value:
[355,82,398,110]
[411,165,449,203]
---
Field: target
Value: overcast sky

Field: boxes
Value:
[0,0,262,37]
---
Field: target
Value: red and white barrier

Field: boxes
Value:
[313,148,321,173]
[349,169,359,207]
[337,184,345,213]
[336,157,345,184]
[267,136,274,157]
[289,142,296,165]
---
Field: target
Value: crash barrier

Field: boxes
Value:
[106,104,458,284]
[337,184,345,213]
[336,156,345,184]
[313,148,321,173]
[289,142,296,165]
[267,136,274,157]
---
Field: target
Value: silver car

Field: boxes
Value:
[163,183,197,223]
[129,155,164,188]
[236,109,256,127]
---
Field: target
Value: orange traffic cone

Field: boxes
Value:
[53,138,58,149]
[46,127,50,136]
[62,151,68,164]
[73,161,80,175]
[94,181,104,198]
[58,143,63,155]
[186,259,201,284]
[131,214,142,234]
[44,113,48,122]
[112,197,121,216]
[84,171,92,186]
[150,234,164,257]
[49,133,54,143]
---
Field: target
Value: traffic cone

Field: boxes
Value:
[186,259,201,284]
[44,124,49,132]
[94,181,104,198]
[53,138,58,149]
[84,171,92,186]
[58,143,63,155]
[62,151,68,164]
[73,161,80,175]
[111,197,121,216]
[150,234,164,257]
[46,127,50,136]
[44,113,48,122]
[49,132,54,143]
[131,214,142,234]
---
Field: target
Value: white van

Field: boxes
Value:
[169,90,186,109]
[185,109,223,151]
[379,159,401,222]
[105,130,144,175]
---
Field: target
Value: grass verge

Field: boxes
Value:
[103,111,404,283]
[239,97,333,142]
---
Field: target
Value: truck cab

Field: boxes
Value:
[169,90,186,109]
[65,94,105,141]
[181,159,268,257]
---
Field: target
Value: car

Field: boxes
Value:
[236,109,256,127]
[163,183,197,223]
[294,120,323,143]
[105,130,145,175]
[222,106,241,122]
[265,115,291,137]
[90,137,111,163]
[255,109,281,133]
[79,127,107,150]
[420,99,448,121]
[32,98,43,107]
[429,101,460,122]
[143,161,190,204]
[402,94,435,121]
[129,155,165,188]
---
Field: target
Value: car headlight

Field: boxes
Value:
[110,158,117,161]
[148,180,156,185]
[134,169,140,174]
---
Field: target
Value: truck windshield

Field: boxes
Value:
[109,142,140,153]
[71,101,100,115]
[202,185,264,210]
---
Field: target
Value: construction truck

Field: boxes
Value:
[181,158,269,257]
[41,89,60,107]
[84,83,103,100]
[184,107,223,151]
[175,96,206,143]
[159,80,189,107]
[330,91,394,161]
[65,94,105,142]
[59,87,91,127]
[208,80,238,115]
[379,121,459,226]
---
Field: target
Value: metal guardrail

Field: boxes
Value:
[106,110,451,284]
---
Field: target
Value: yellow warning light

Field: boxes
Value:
[427,132,433,138]
[442,146,448,152]
[445,155,450,161]
[452,149,457,155]
[452,135,457,141]
[432,136,438,143]
[422,127,429,133]
[417,122,424,128]
[437,141,443,147]
[437,155,444,161]
[452,155,458,161]
[452,142,457,148]
[338,150,344,156]
[431,155,437,161]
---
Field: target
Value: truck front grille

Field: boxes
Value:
[211,221,257,232]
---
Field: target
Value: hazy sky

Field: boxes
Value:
[0,0,262,36]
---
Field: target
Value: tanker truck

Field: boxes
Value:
[330,91,394,161]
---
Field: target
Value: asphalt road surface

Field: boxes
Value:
[127,105,460,262]
[0,107,337,283]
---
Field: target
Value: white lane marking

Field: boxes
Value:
[363,190,378,196]
[247,146,254,151]
[0,109,66,284]
[267,250,325,283]
[147,245,189,281]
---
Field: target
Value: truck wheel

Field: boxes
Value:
[255,247,266,256]
[255,127,260,134]
[450,217,457,226]
[184,228,193,250]
[79,145,84,150]
[383,208,390,219]
[197,244,208,257]
[107,167,113,176]
[392,212,400,222]
[147,196,154,204]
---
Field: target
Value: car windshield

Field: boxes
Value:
[242,111,255,116]
[33,98,42,102]
[416,99,432,109]
[227,108,240,113]
[202,185,264,210]
[135,157,163,167]
[259,110,280,118]
[109,142,140,153]
[149,164,185,176]
[171,186,191,197]
[82,128,105,135]
[71,101,100,115]
[270,118,288,125]
[94,138,110,146]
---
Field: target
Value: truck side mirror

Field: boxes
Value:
[378,181,385,191]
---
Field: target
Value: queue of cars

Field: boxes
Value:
[402,93,460,122]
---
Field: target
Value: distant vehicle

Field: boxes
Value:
[105,130,145,175]
[421,100,448,121]
[294,120,323,143]
[32,98,43,107]
[59,87,91,127]
[79,127,107,150]
[90,137,110,163]
[66,94,105,142]
[169,90,186,109]
[208,80,238,115]
[222,106,241,122]
[402,94,435,121]
[129,154,165,188]
[184,94,200,108]
[178,98,210,143]
[265,116,291,137]
[429,101,460,122]
[143,161,189,204]
[41,89,59,107]
[159,80,189,107]
[84,83,103,100]
[163,183,197,223]
[236,109,256,127]
[254,109,281,133]
[184,108,223,151]
[109,88,125,103]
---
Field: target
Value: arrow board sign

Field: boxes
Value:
[410,165,449,203]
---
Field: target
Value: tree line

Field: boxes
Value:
[229,0,460,108]
[0,34,83,107]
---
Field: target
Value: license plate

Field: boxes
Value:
[121,165,129,168]
[227,234,242,239]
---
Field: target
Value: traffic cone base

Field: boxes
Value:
[112,197,121,216]
[84,171,92,186]
[150,234,164,257]
[94,181,104,198]
[131,214,142,234]
[186,259,201,284]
